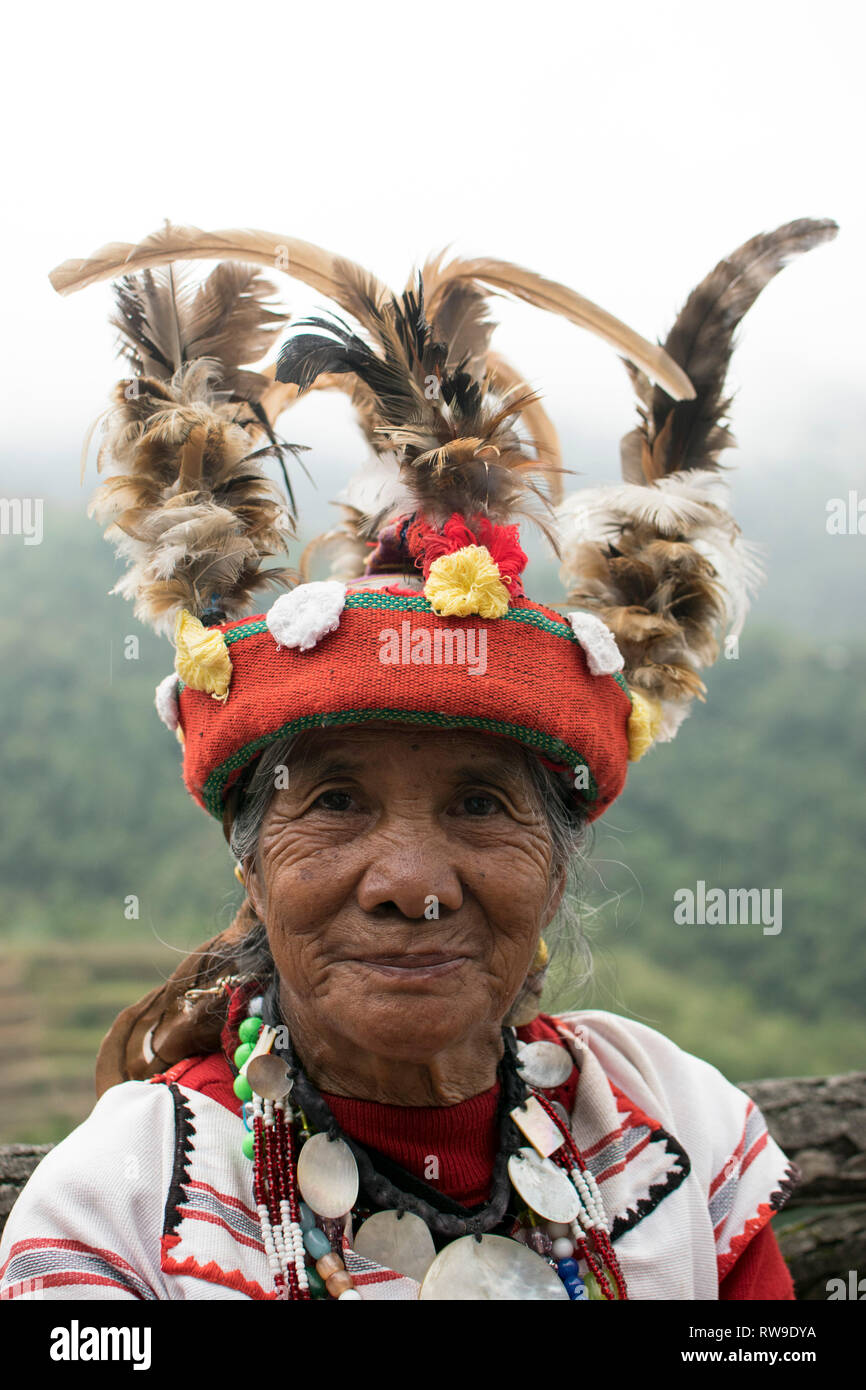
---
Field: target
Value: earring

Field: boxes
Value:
[530,937,549,974]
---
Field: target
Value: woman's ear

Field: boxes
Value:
[543,864,568,929]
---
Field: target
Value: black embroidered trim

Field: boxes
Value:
[769,1161,801,1212]
[608,1127,692,1243]
[162,1081,197,1238]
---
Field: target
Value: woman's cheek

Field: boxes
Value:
[261,820,357,897]
[468,837,552,917]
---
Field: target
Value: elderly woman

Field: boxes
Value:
[0,218,836,1302]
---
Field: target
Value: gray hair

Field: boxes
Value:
[226,734,593,1008]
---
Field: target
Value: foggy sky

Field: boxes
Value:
[1,0,862,505]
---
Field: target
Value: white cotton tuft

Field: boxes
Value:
[266,581,347,652]
[154,672,180,730]
[567,611,624,676]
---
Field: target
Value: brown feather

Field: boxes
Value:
[562,217,837,739]
[50,221,390,318]
[621,217,839,482]
[427,255,695,401]
[89,362,296,635]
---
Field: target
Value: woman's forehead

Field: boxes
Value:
[290,725,530,777]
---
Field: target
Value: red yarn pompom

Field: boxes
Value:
[406,513,528,597]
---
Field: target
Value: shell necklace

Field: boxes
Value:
[232,1000,628,1302]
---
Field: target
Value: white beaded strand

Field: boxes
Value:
[259,1099,291,1285]
[251,1089,278,1279]
[273,1096,309,1291]
[569,1166,608,1232]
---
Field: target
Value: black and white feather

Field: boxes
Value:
[558,218,839,741]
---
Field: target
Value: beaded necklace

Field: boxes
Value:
[232,995,628,1302]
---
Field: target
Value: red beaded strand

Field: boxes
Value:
[252,1112,289,1300]
[529,1088,629,1300]
[275,1100,311,1300]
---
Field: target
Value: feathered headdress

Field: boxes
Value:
[50,218,836,819]
[557,218,838,743]
[275,249,695,572]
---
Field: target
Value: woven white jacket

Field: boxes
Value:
[0,1012,797,1301]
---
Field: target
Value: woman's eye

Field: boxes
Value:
[312,790,355,812]
[460,794,502,817]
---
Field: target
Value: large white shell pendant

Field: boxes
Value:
[296,1133,359,1219]
[246,1053,292,1101]
[419,1233,569,1301]
[353,1210,436,1282]
[507,1147,581,1223]
[516,1040,573,1088]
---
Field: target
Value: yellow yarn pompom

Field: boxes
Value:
[174,610,233,702]
[627,689,662,761]
[424,545,510,619]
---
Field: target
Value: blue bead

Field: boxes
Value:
[557,1256,587,1301]
[303,1226,332,1260]
[299,1202,317,1232]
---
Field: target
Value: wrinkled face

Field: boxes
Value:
[245,727,564,1065]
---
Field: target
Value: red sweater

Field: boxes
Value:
[170,1013,793,1300]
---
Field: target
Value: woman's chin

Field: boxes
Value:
[340,993,494,1062]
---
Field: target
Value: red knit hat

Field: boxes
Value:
[53,218,837,826]
[173,576,633,824]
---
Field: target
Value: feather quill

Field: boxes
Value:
[419,253,696,402]
[50,221,390,318]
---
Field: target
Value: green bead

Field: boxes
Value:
[306,1265,327,1298]
[242,1132,255,1160]
[233,1073,253,1103]
[239,1016,264,1045]
[234,1042,253,1069]
[299,1202,317,1232]
[303,1226,332,1260]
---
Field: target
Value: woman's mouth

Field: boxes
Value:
[353,953,469,980]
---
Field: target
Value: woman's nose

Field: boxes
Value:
[355,834,464,919]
